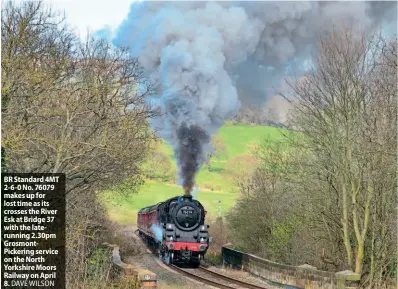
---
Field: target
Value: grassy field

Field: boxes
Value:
[158,124,286,192]
[102,124,286,225]
[102,181,239,225]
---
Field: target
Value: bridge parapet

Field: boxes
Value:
[222,245,360,289]
[102,242,157,288]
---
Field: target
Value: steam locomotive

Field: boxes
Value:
[137,195,210,266]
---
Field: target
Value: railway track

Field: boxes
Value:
[169,264,269,289]
[136,229,269,288]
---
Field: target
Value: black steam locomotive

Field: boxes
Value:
[137,195,210,266]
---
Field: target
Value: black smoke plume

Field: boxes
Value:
[177,123,209,196]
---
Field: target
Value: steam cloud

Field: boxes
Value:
[110,1,396,194]
[191,186,199,200]
[151,224,163,242]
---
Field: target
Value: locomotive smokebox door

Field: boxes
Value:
[137,195,210,266]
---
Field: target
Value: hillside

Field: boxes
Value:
[102,124,286,224]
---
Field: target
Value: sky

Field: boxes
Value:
[13,0,397,40]
[14,0,135,39]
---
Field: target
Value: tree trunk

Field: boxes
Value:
[342,182,353,269]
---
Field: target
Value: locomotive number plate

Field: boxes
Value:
[182,210,194,215]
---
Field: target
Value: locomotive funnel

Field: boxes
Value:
[183,185,193,196]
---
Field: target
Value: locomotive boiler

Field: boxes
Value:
[137,195,210,266]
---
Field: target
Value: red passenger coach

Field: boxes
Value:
[137,195,210,266]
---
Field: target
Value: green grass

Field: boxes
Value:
[218,124,285,158]
[158,124,285,164]
[102,181,238,225]
[102,124,286,225]
[156,124,286,191]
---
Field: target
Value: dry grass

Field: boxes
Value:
[106,223,143,258]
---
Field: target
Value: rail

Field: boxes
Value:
[197,266,268,289]
[169,264,269,289]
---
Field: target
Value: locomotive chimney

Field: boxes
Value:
[182,194,193,201]
[183,185,192,196]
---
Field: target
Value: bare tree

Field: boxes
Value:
[2,6,158,194]
[143,151,176,183]
[1,1,74,113]
[227,138,299,262]
[205,135,228,171]
[285,26,397,287]
[228,26,397,288]
[2,1,159,287]
[225,154,257,188]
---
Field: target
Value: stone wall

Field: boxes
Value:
[102,243,157,289]
[222,246,359,289]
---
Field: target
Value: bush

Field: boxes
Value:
[142,151,177,183]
